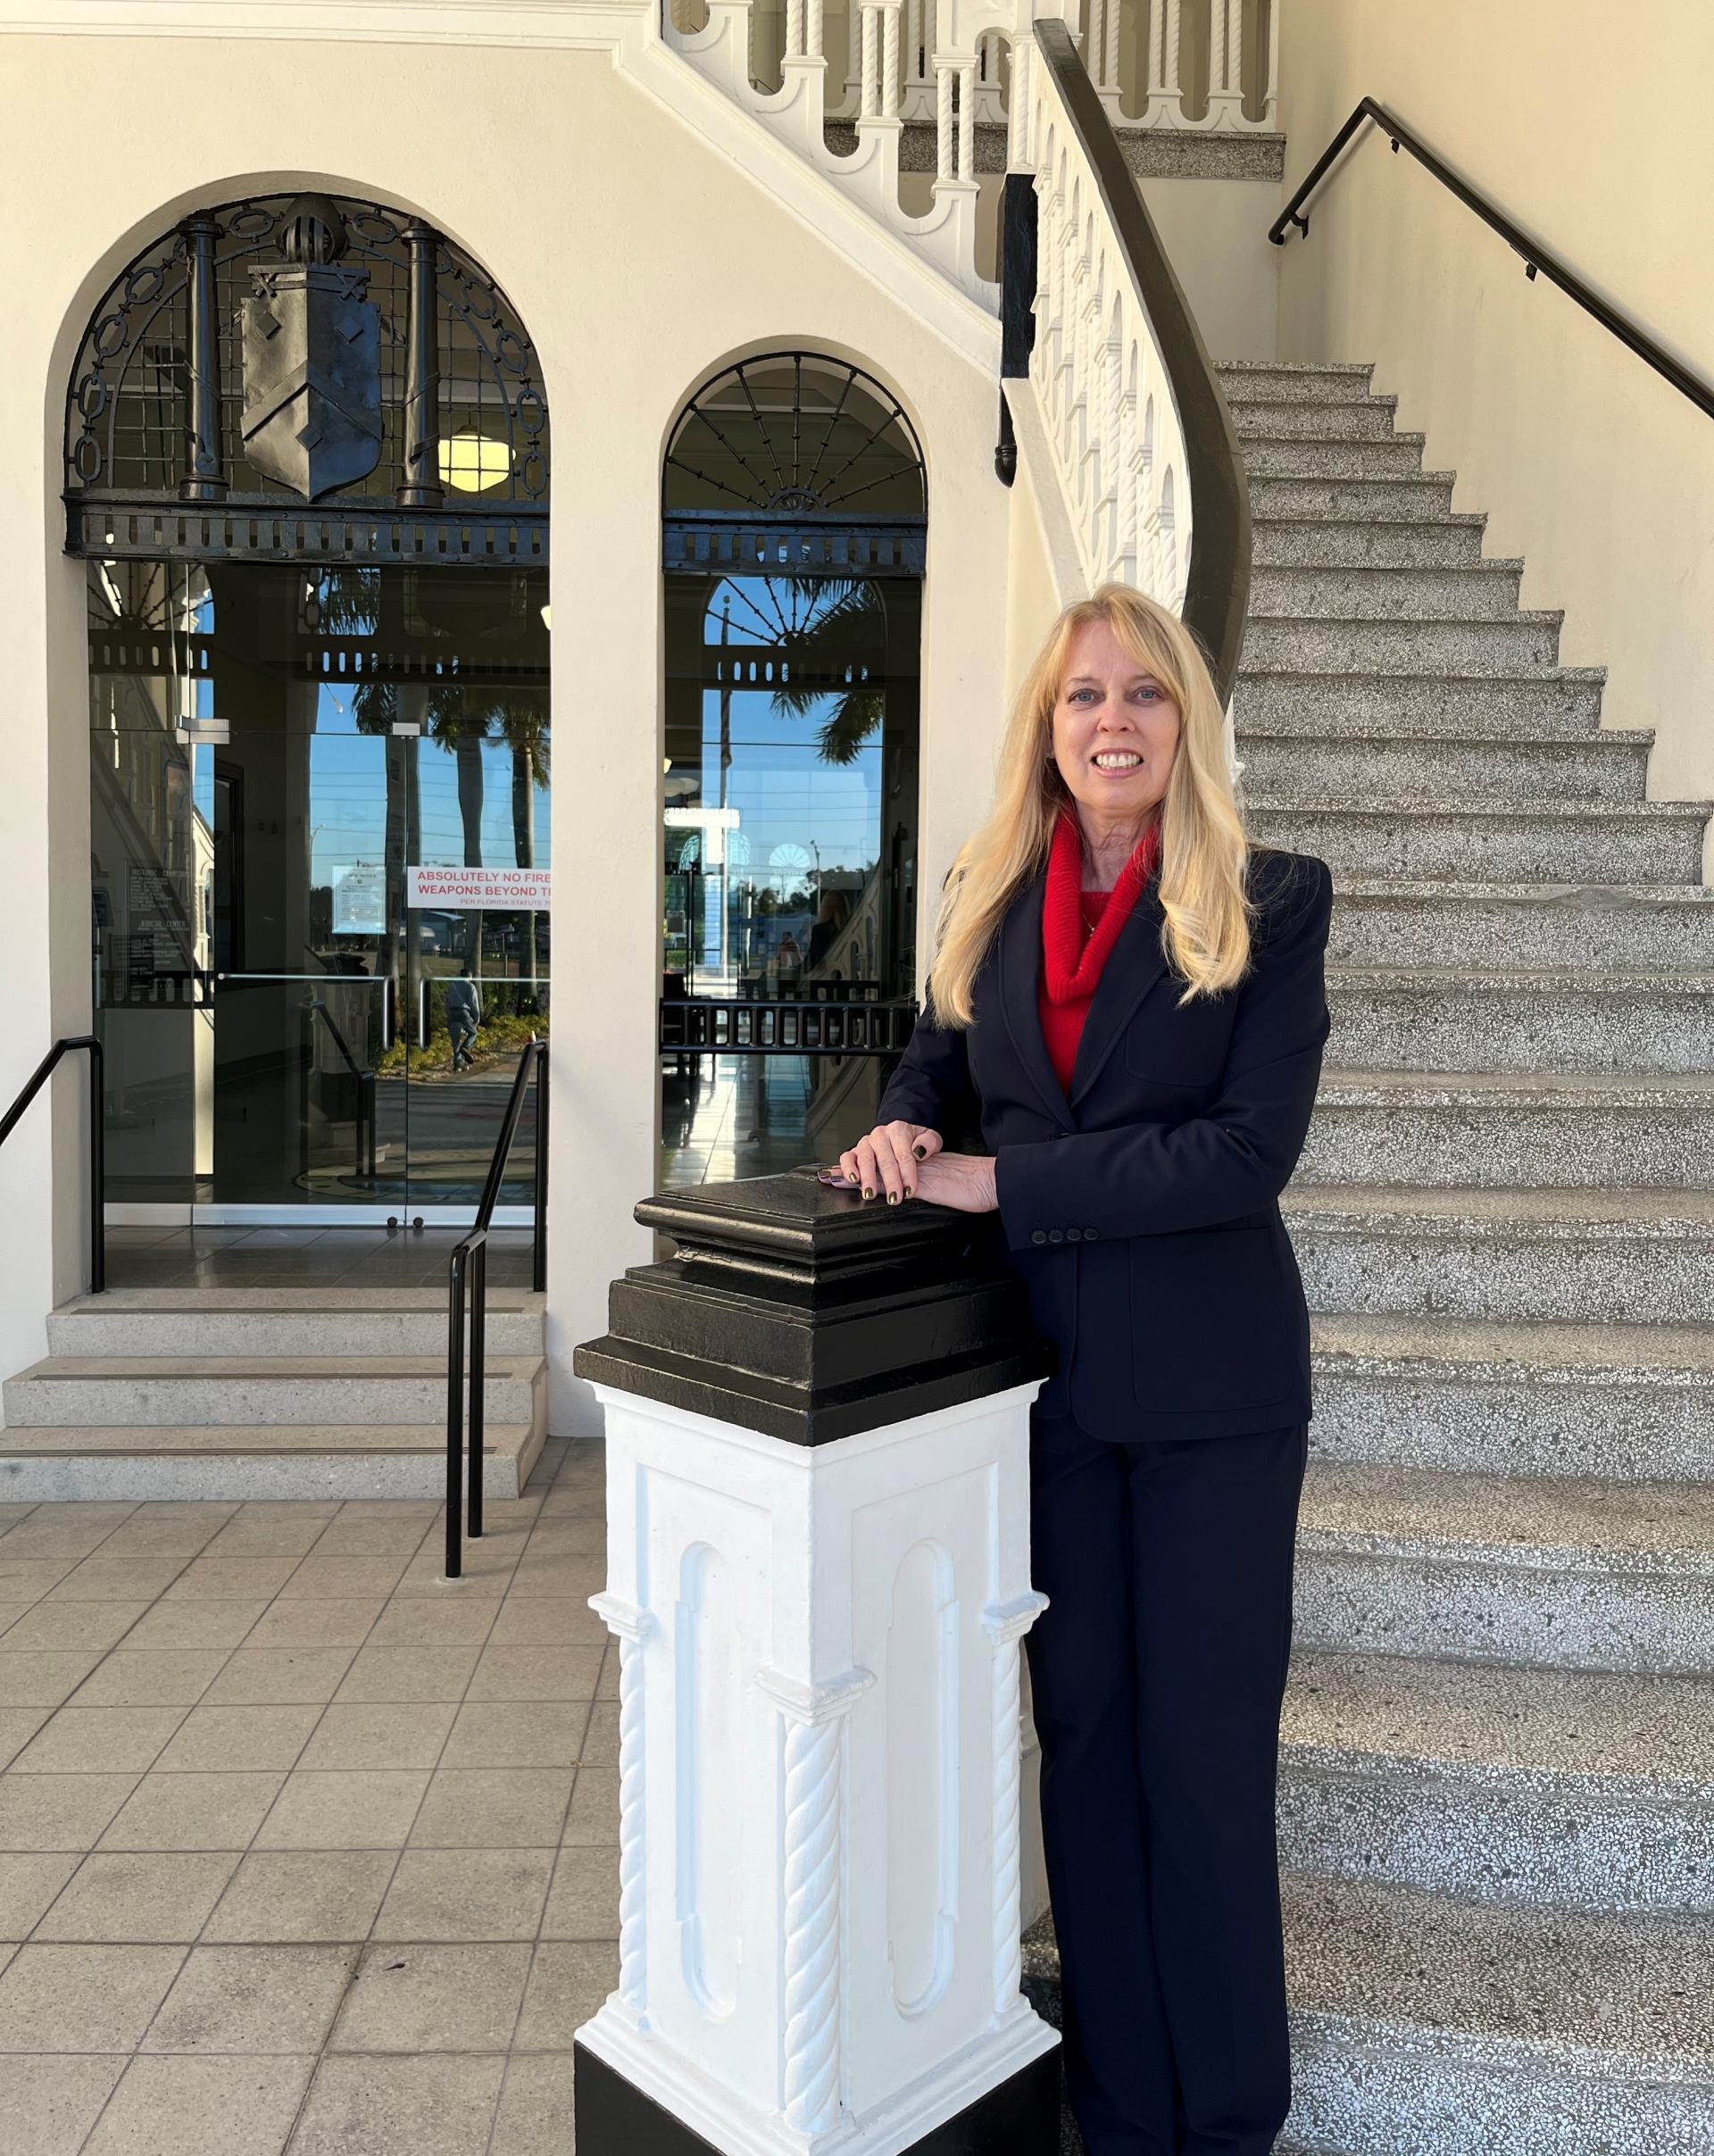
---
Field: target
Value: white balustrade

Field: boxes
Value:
[1012,38,1192,609]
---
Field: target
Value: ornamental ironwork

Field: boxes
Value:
[663,353,926,579]
[65,191,550,567]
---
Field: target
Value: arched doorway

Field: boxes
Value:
[68,191,551,1224]
[659,353,924,1185]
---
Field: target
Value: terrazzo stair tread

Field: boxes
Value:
[1,1353,545,1428]
[1307,1309,1714,1384]
[1247,562,1527,620]
[1282,1874,1714,2094]
[1249,797,1710,883]
[1249,514,1490,570]
[1215,360,1377,400]
[1297,1457,1714,1574]
[1324,967,1714,1073]
[1240,730,1653,806]
[1301,1066,1714,1192]
[1230,396,1402,440]
[1236,666,1607,736]
[1282,1647,1714,1795]
[1247,473,1459,520]
[47,1289,545,1357]
[0,1420,543,1502]
[1239,433,1432,479]
[1244,612,1564,672]
[0,1419,536,1455]
[1326,881,1714,973]
[1278,1652,1714,1913]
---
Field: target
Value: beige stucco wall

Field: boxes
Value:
[1140,176,1280,362]
[0,24,1018,1425]
[1275,0,1714,822]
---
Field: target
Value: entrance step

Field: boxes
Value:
[1,1290,548,1503]
[0,1420,543,1503]
[2,1353,543,1432]
[1249,512,1490,570]
[1326,968,1714,1072]
[1239,726,1653,803]
[1250,796,1710,884]
[1236,664,1608,736]
[1278,1650,1714,1913]
[46,1287,545,1360]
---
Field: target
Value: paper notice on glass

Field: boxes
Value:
[406,866,552,912]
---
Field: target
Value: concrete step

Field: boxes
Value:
[1248,470,1458,520]
[1295,1458,1714,1674]
[1287,1184,1714,1327]
[1236,666,1606,737]
[1326,966,1714,1073]
[1025,1878,1714,2153]
[1249,797,1709,882]
[1279,1650,1714,1911]
[1250,512,1489,570]
[1281,1875,1714,2154]
[1231,395,1402,440]
[1248,561,1524,620]
[1,1353,544,1429]
[1239,727,1652,804]
[1215,360,1377,404]
[1300,1067,1714,1190]
[1305,1311,1714,1483]
[1242,432,1429,479]
[1244,612,1562,672]
[1326,882,1714,973]
[0,1420,544,1503]
[46,1287,546,1360]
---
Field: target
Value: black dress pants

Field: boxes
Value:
[1023,1408,1309,2156]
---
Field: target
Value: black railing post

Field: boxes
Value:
[87,1036,105,1295]
[533,1053,549,1295]
[445,1245,467,1580]
[468,1235,487,1542]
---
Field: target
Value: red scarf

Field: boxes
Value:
[1037,806,1161,1091]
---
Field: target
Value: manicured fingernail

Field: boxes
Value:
[862,1186,874,1200]
[904,1186,914,1201]
[887,1192,899,1205]
[912,1145,927,1161]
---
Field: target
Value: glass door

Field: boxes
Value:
[90,558,549,1225]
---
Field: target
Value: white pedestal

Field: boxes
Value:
[575,1375,1060,2156]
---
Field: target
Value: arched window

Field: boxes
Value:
[65,191,549,568]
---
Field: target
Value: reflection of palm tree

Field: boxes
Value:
[765,578,885,765]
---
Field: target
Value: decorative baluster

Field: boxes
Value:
[880,0,901,119]
[1209,0,1245,129]
[786,0,803,59]
[860,0,880,117]
[590,1594,653,2023]
[1100,299,1123,577]
[957,59,976,182]
[984,1592,1048,2027]
[936,56,955,183]
[780,1714,843,2129]
[1148,0,1184,129]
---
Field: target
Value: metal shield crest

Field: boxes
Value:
[240,262,384,500]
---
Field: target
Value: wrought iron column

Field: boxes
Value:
[400,221,444,509]
[179,214,226,502]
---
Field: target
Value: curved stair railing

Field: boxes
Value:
[1013,16,1252,699]
[651,1,1250,692]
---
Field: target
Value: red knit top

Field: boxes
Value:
[1037,806,1162,1093]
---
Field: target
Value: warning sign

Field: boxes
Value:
[406,867,552,912]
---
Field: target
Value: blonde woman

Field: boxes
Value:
[831,584,1334,2156]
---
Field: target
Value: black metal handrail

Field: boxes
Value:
[445,1038,548,1580]
[1028,17,1253,703]
[0,1037,105,1295]
[1269,97,1714,424]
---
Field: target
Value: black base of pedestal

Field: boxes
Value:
[573,2037,1061,2155]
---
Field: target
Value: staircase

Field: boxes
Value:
[1243,362,1714,2152]
[0,1289,546,1502]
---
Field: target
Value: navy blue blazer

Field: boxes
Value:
[877,847,1335,1440]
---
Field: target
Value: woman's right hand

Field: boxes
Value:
[833,1121,944,1203]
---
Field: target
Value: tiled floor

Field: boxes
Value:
[0,1435,613,2155]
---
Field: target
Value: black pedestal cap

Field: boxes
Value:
[572,1168,1053,1445]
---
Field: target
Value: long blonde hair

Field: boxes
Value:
[928,583,1253,1026]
